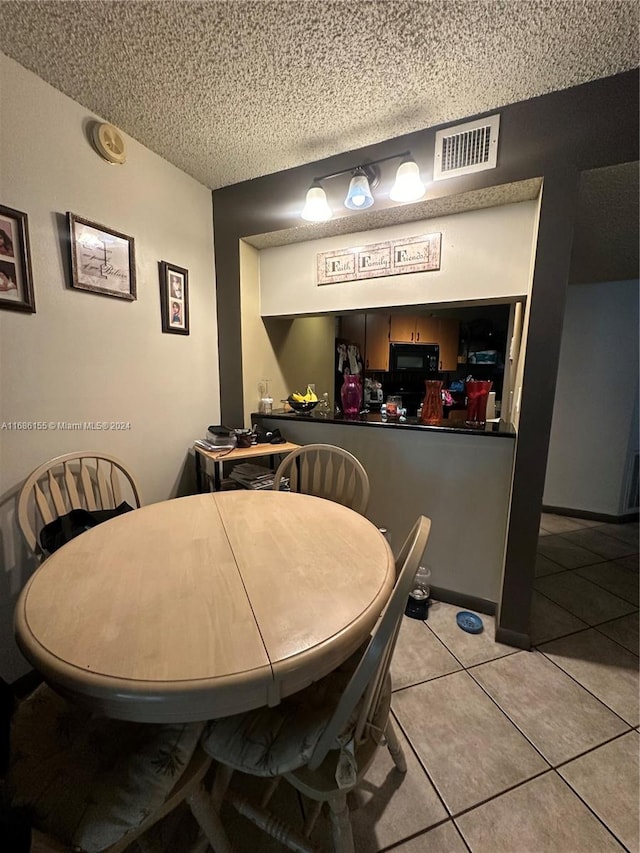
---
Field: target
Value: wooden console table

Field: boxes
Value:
[194,441,300,491]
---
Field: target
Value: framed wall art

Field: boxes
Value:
[0,204,35,313]
[68,213,136,300]
[159,261,189,335]
[317,232,442,285]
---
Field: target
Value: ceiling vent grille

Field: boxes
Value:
[434,115,500,181]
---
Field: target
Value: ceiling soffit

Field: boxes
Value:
[245,179,543,249]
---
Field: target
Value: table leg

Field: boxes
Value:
[195,451,204,494]
[214,460,222,492]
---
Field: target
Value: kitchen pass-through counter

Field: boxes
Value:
[252,410,517,613]
[255,408,516,437]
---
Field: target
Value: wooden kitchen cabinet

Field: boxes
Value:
[339,314,365,351]
[364,313,390,371]
[389,315,417,342]
[389,314,439,344]
[437,318,460,371]
[343,311,460,372]
[416,316,439,344]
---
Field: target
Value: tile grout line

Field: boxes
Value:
[536,643,638,729]
[550,766,635,853]
[388,705,453,825]
[531,584,636,631]
[552,728,638,773]
[540,524,639,552]
[377,816,472,853]
[591,620,640,658]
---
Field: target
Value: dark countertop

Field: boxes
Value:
[252,409,516,438]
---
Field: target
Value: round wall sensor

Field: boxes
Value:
[92,122,127,165]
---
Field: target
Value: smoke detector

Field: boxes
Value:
[91,122,127,165]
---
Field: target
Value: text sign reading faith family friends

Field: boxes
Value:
[316,233,441,286]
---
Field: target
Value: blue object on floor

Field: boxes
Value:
[456,611,483,634]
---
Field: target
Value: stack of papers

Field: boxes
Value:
[229,463,289,490]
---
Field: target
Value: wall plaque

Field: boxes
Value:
[317,232,441,285]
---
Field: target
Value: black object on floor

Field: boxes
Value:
[405,596,431,620]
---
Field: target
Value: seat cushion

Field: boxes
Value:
[199,643,392,780]
[7,684,203,853]
[201,669,353,777]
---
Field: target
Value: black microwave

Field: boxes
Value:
[389,342,440,372]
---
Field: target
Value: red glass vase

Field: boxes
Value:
[340,373,362,418]
[421,380,443,425]
[465,380,493,427]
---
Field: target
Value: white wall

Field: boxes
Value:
[240,240,335,424]
[544,279,639,516]
[0,54,219,679]
[260,201,538,317]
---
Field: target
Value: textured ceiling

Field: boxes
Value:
[0,0,638,191]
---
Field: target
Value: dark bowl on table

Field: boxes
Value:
[286,397,319,415]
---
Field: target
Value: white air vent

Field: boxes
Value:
[433,114,500,181]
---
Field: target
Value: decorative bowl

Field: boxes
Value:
[286,397,319,415]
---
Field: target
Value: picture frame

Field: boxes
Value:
[68,212,136,300]
[159,261,189,335]
[0,204,36,313]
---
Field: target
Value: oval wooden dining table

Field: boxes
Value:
[15,490,394,723]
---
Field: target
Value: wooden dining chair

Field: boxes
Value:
[1,678,231,853]
[201,515,431,853]
[17,451,143,558]
[272,444,371,515]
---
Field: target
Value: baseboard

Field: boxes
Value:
[430,586,496,616]
[542,505,639,524]
[494,626,531,650]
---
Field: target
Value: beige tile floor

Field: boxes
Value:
[139,514,639,852]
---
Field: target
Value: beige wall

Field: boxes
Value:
[258,416,515,604]
[506,190,542,427]
[240,240,334,424]
[259,201,538,317]
[0,53,219,679]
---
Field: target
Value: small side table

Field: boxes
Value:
[194,442,301,492]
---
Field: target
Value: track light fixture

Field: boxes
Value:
[301,151,426,222]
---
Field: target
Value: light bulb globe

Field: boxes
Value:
[390,159,426,202]
[302,185,332,222]
[344,173,374,210]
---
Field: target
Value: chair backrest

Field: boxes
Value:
[17,452,142,555]
[272,444,370,515]
[308,515,431,770]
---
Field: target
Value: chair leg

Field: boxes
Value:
[211,762,234,811]
[302,799,323,837]
[226,789,316,853]
[187,782,233,853]
[385,718,407,773]
[136,837,160,853]
[260,776,281,808]
[328,794,355,853]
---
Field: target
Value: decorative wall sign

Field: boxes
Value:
[159,260,189,335]
[0,203,36,313]
[356,242,392,277]
[317,250,357,284]
[392,234,442,273]
[317,232,441,285]
[68,213,136,300]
